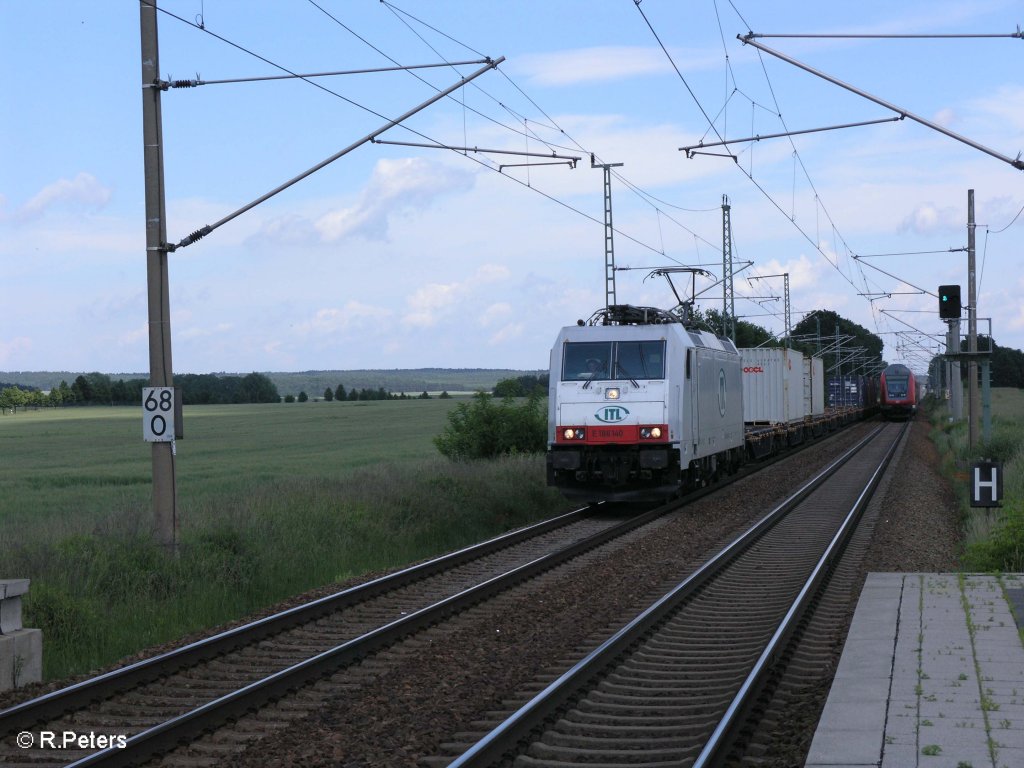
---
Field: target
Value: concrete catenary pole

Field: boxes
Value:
[140,1,177,549]
[967,189,979,450]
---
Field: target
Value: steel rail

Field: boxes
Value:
[447,424,888,767]
[693,421,907,766]
[2,416,872,740]
[58,494,698,767]
[0,504,594,735]
[4,419,877,767]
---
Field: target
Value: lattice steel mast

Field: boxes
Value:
[592,154,623,309]
[721,195,736,341]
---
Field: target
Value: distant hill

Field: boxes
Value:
[0,369,545,396]
[263,369,545,396]
[0,371,147,391]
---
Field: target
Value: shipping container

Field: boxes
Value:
[802,357,812,417]
[739,347,805,425]
[827,375,866,408]
[802,356,825,416]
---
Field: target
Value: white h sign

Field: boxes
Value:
[970,461,1003,508]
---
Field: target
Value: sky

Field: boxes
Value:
[1,1,1022,378]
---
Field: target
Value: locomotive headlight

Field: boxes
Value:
[650,426,662,439]
[640,426,664,439]
[562,428,585,440]
[563,428,576,440]
[605,387,620,400]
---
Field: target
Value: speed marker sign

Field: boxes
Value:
[143,387,175,442]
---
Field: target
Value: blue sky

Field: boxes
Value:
[1,1,1021,377]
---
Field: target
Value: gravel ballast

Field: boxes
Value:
[2,416,961,767]
[212,417,962,768]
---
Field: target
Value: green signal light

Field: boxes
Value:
[938,284,961,319]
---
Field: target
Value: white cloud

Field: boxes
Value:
[117,324,148,347]
[899,203,961,235]
[258,214,319,246]
[488,322,524,346]
[402,265,511,328]
[744,254,824,294]
[179,323,235,341]
[296,302,393,334]
[1009,302,1024,331]
[967,84,1024,134]
[932,108,956,128]
[514,46,716,87]
[312,157,475,242]
[15,173,112,221]
[0,337,33,366]
[480,302,512,326]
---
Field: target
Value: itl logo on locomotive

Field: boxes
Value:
[595,406,630,423]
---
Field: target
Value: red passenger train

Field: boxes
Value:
[879,364,917,420]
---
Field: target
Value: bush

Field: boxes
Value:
[434,392,546,460]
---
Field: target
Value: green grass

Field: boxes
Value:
[0,400,571,679]
[927,388,1024,571]
[1,399,461,531]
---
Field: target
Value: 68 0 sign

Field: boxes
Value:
[142,387,175,442]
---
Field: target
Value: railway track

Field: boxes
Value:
[0,420,882,768]
[442,420,906,767]
[0,507,636,768]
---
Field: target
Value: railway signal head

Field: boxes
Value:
[938,284,961,319]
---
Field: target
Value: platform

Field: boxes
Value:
[806,572,1024,768]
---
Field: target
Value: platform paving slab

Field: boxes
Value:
[805,573,1024,768]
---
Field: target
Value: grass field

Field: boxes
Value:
[1,399,463,530]
[0,399,572,679]
[927,388,1024,570]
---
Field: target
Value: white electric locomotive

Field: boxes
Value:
[547,304,745,501]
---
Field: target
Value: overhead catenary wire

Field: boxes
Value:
[632,1,980,361]
[162,59,492,88]
[746,31,1024,40]
[169,57,507,249]
[376,0,728,258]
[150,3,681,260]
[739,34,1024,172]
[316,0,726,264]
[631,1,879,304]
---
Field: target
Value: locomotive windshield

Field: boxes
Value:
[886,375,909,398]
[562,340,665,381]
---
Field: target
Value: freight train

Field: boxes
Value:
[546,304,875,502]
[878,363,918,420]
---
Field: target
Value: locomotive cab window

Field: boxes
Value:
[885,375,909,398]
[562,340,665,381]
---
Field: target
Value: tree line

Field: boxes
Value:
[928,338,1024,389]
[313,384,451,402]
[492,374,548,398]
[1,372,281,413]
